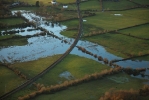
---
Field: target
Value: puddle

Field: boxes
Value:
[114,14,123,16]
[59,71,74,80]
[107,76,129,83]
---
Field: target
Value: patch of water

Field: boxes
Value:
[59,71,74,80]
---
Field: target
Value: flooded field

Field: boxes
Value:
[0,10,149,80]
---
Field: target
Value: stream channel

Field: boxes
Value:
[0,10,149,81]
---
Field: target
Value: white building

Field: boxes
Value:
[51,0,56,5]
[63,5,68,9]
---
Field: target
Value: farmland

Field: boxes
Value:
[0,0,149,100]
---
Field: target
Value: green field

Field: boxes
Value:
[119,24,149,38]
[0,66,26,96]
[133,0,149,5]
[12,55,62,78]
[60,8,149,57]
[14,0,75,5]
[0,18,24,25]
[32,73,148,100]
[84,32,149,56]
[0,37,28,46]
[4,55,149,100]
[103,0,137,10]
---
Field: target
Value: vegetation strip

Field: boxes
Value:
[99,85,149,100]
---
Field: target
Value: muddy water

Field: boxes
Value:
[0,10,149,78]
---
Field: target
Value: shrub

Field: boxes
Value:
[99,88,139,100]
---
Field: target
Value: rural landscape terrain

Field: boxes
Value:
[0,0,149,100]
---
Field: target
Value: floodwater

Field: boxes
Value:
[0,10,149,79]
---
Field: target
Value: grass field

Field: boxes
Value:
[14,0,75,5]
[0,18,24,25]
[31,73,148,100]
[12,54,110,85]
[60,8,149,57]
[0,66,26,96]
[0,37,28,46]
[4,55,149,100]
[84,32,149,56]
[103,0,137,10]
[12,55,62,78]
[35,54,110,85]
[64,0,101,10]
[119,24,149,38]
[133,0,149,5]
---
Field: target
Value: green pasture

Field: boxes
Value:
[0,65,26,96]
[11,7,39,11]
[61,30,78,38]
[80,0,101,10]
[133,0,149,5]
[5,54,149,100]
[61,8,149,33]
[83,10,148,30]
[12,55,62,78]
[65,0,101,10]
[84,32,149,57]
[0,34,15,40]
[35,54,110,85]
[132,55,149,61]
[0,18,24,25]
[14,0,75,5]
[119,24,149,38]
[115,8,149,21]
[0,37,28,46]
[33,73,148,100]
[12,54,110,86]
[103,0,137,10]
[5,54,109,100]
